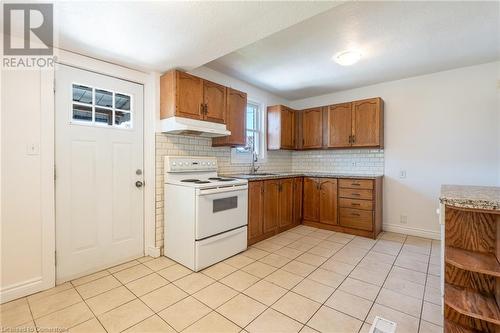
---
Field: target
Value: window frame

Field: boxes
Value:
[231,100,266,164]
[70,82,134,130]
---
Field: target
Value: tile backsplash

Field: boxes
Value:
[155,133,384,248]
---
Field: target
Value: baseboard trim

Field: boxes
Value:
[383,223,441,240]
[146,246,161,258]
[0,277,51,304]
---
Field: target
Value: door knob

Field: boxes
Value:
[135,181,144,188]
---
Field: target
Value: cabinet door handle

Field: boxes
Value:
[200,103,204,115]
[352,135,355,143]
[204,103,208,114]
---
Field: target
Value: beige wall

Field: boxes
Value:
[290,61,500,238]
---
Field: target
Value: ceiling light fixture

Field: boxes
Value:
[333,50,362,66]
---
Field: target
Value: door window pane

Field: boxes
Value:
[95,108,113,125]
[72,104,92,122]
[115,111,132,128]
[72,84,92,104]
[115,93,131,110]
[95,89,113,108]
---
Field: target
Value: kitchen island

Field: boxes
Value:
[439,185,500,333]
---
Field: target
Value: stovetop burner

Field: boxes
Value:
[208,177,236,182]
[181,179,201,182]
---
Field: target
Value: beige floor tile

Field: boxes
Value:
[246,308,302,333]
[426,274,440,290]
[308,268,345,288]
[71,270,110,287]
[76,275,121,299]
[327,233,354,244]
[362,251,396,265]
[242,247,270,260]
[193,282,238,309]
[388,266,427,285]
[367,304,419,333]
[282,260,316,277]
[253,240,283,252]
[158,296,211,331]
[86,286,136,315]
[220,270,259,292]
[359,322,373,333]
[338,277,381,301]
[98,299,153,333]
[34,302,93,331]
[264,269,303,289]
[137,256,155,263]
[428,263,440,276]
[320,258,355,276]
[287,241,315,252]
[108,259,141,273]
[379,232,407,243]
[27,282,73,303]
[269,236,295,246]
[216,294,266,327]
[224,254,255,268]
[174,273,215,294]
[123,315,175,333]
[258,253,291,268]
[384,276,425,299]
[421,302,442,326]
[308,306,363,333]
[317,240,344,251]
[113,264,153,284]
[157,263,192,281]
[350,237,377,250]
[295,253,327,267]
[125,273,169,296]
[279,231,303,241]
[372,241,403,256]
[424,286,441,305]
[376,288,422,317]
[184,311,240,333]
[140,284,188,312]
[68,318,106,332]
[201,262,237,280]
[325,290,372,321]
[419,319,443,333]
[241,261,277,278]
[0,298,33,327]
[274,246,303,259]
[243,280,287,306]
[395,256,429,273]
[300,325,320,333]
[142,257,176,271]
[272,292,321,324]
[29,288,82,318]
[349,266,388,286]
[307,245,338,258]
[300,236,322,246]
[292,279,334,303]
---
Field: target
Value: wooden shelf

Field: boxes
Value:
[445,246,500,277]
[444,319,480,333]
[445,284,500,325]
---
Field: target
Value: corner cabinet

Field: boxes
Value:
[212,88,247,147]
[303,178,338,227]
[267,105,295,150]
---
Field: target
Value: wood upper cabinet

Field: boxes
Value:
[319,179,338,225]
[352,98,384,147]
[292,177,303,226]
[248,181,264,244]
[263,180,280,234]
[267,105,295,150]
[161,70,203,120]
[301,107,323,149]
[212,88,247,147]
[326,103,352,148]
[203,80,226,124]
[278,178,294,231]
[303,177,320,222]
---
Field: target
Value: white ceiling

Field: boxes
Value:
[207,1,500,100]
[50,1,339,72]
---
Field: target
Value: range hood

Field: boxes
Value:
[160,117,231,138]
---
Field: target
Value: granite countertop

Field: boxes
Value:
[223,172,384,181]
[440,185,500,211]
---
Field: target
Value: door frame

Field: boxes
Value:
[44,49,158,289]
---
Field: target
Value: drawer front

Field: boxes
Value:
[339,198,373,211]
[339,179,374,190]
[339,188,373,200]
[339,208,373,231]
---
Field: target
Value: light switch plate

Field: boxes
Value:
[26,143,40,155]
[399,169,407,179]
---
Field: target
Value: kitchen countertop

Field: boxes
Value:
[440,185,500,211]
[223,172,384,181]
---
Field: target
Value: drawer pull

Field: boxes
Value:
[351,213,360,217]
[351,183,360,186]
[351,193,360,196]
[351,203,360,206]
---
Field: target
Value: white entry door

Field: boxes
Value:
[55,64,144,282]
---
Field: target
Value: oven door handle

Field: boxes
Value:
[198,185,248,196]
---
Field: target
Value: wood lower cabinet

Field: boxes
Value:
[267,105,295,150]
[212,88,247,147]
[319,179,338,225]
[248,181,264,243]
[303,177,320,221]
[278,178,294,232]
[292,177,303,226]
[263,180,280,234]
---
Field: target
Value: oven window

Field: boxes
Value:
[213,196,238,213]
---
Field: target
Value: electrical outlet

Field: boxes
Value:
[399,169,407,179]
[26,143,40,155]
[400,215,408,224]
[351,161,356,167]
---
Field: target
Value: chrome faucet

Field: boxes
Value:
[250,150,260,175]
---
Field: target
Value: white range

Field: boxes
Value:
[163,156,248,271]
